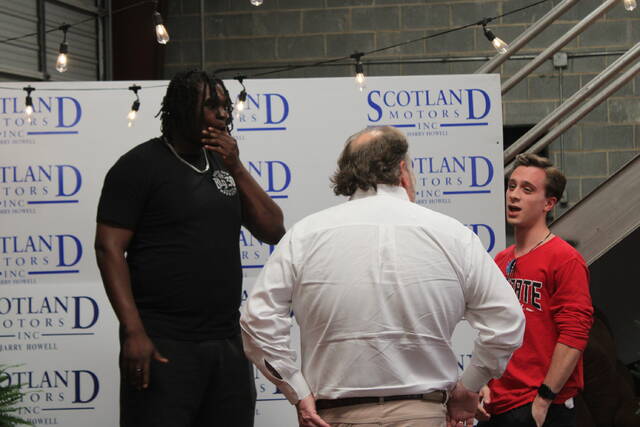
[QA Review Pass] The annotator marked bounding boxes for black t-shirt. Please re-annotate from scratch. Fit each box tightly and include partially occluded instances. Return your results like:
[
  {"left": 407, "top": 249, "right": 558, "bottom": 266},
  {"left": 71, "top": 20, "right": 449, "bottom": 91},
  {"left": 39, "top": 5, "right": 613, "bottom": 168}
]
[{"left": 97, "top": 137, "right": 242, "bottom": 341}]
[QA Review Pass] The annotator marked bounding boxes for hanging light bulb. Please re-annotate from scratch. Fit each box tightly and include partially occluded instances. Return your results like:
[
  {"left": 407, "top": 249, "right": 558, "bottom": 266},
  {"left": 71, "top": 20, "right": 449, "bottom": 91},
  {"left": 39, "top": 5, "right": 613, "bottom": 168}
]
[
  {"left": 56, "top": 25, "right": 70, "bottom": 73},
  {"left": 236, "top": 90, "right": 247, "bottom": 111},
  {"left": 127, "top": 101, "right": 140, "bottom": 128},
  {"left": 351, "top": 53, "right": 366, "bottom": 92},
  {"left": 355, "top": 63, "right": 366, "bottom": 92},
  {"left": 56, "top": 43, "right": 68, "bottom": 72},
  {"left": 624, "top": 0, "right": 636, "bottom": 11},
  {"left": 250, "top": 0, "right": 264, "bottom": 6},
  {"left": 23, "top": 86, "right": 35, "bottom": 123},
  {"left": 127, "top": 85, "right": 141, "bottom": 128},
  {"left": 234, "top": 76, "right": 248, "bottom": 119},
  {"left": 153, "top": 11, "right": 170, "bottom": 44},
  {"left": 480, "top": 18, "right": 509, "bottom": 54},
  {"left": 482, "top": 23, "right": 508, "bottom": 54}
]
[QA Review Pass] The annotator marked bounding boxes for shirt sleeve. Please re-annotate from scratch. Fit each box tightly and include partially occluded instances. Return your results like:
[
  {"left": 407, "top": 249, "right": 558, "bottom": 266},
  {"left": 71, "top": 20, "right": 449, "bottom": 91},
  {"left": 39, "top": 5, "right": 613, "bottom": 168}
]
[
  {"left": 458, "top": 231, "right": 526, "bottom": 392},
  {"left": 96, "top": 151, "right": 149, "bottom": 230},
  {"left": 240, "top": 228, "right": 311, "bottom": 405},
  {"left": 550, "top": 256, "right": 593, "bottom": 351}
]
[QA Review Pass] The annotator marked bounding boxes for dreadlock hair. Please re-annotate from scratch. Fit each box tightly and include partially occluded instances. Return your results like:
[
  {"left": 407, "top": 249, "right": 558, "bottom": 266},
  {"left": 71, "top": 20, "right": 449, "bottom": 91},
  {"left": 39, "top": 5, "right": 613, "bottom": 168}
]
[{"left": 159, "top": 70, "right": 234, "bottom": 141}]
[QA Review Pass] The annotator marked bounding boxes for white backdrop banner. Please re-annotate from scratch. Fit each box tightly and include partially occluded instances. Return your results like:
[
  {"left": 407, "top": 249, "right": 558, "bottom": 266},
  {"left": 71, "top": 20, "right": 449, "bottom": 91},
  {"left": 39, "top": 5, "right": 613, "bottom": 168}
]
[{"left": 0, "top": 74, "right": 504, "bottom": 427}]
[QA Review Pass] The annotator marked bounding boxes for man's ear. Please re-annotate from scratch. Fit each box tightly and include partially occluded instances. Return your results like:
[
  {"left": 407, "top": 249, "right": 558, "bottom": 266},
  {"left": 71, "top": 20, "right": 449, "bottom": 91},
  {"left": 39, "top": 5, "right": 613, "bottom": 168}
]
[
  {"left": 399, "top": 160, "right": 417, "bottom": 202},
  {"left": 399, "top": 160, "right": 410, "bottom": 188},
  {"left": 544, "top": 196, "right": 558, "bottom": 212}
]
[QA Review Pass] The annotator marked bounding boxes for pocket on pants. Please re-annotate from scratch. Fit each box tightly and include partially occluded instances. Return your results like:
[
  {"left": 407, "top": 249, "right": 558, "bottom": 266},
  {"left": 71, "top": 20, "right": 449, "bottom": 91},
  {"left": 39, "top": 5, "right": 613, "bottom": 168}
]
[{"left": 509, "top": 403, "right": 537, "bottom": 427}]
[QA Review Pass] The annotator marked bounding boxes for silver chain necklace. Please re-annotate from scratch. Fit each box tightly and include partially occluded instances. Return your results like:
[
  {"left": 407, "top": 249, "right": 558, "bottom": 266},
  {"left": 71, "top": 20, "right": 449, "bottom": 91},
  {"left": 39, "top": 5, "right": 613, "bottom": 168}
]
[{"left": 164, "top": 139, "right": 210, "bottom": 174}]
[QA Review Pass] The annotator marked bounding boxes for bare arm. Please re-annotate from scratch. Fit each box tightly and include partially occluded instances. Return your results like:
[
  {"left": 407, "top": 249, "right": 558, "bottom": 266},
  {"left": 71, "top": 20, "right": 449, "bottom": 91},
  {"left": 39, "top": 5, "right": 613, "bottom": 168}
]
[
  {"left": 94, "top": 223, "right": 167, "bottom": 389},
  {"left": 531, "top": 256, "right": 592, "bottom": 425},
  {"left": 542, "top": 342, "right": 583, "bottom": 392},
  {"left": 231, "top": 163, "right": 285, "bottom": 245},
  {"left": 202, "top": 127, "right": 285, "bottom": 244},
  {"left": 531, "top": 342, "right": 582, "bottom": 425},
  {"left": 95, "top": 223, "right": 141, "bottom": 334}
]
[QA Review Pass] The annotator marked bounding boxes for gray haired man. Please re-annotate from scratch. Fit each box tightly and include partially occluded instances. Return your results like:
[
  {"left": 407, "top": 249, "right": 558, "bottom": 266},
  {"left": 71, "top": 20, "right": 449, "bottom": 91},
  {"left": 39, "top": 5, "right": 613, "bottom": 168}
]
[{"left": 241, "top": 126, "right": 524, "bottom": 427}]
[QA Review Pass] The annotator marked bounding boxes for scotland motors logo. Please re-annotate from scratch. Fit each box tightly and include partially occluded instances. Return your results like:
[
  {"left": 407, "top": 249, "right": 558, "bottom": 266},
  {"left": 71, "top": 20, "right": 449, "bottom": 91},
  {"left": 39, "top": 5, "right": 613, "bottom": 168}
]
[
  {"left": 2, "top": 367, "right": 100, "bottom": 424},
  {"left": 467, "top": 223, "right": 496, "bottom": 253},
  {"left": 240, "top": 229, "right": 275, "bottom": 275},
  {"left": 241, "top": 160, "right": 290, "bottom": 274},
  {"left": 367, "top": 88, "right": 491, "bottom": 136},
  {"left": 0, "top": 164, "right": 82, "bottom": 215},
  {"left": 246, "top": 160, "right": 291, "bottom": 200},
  {"left": 234, "top": 92, "right": 289, "bottom": 133},
  {"left": 0, "top": 95, "right": 82, "bottom": 145},
  {"left": 0, "top": 234, "right": 83, "bottom": 284},
  {"left": 0, "top": 295, "right": 99, "bottom": 349},
  {"left": 412, "top": 155, "right": 494, "bottom": 205}
]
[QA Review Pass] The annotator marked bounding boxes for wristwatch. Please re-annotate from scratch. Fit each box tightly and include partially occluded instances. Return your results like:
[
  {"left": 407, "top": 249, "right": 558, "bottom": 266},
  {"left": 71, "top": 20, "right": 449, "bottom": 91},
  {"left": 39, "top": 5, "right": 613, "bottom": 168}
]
[{"left": 537, "top": 383, "right": 557, "bottom": 400}]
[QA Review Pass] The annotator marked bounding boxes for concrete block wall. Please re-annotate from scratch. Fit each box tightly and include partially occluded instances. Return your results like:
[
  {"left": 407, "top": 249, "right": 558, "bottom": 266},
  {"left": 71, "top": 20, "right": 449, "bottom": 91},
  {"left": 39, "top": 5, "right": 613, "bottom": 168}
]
[{"left": 164, "top": 0, "right": 639, "bottom": 209}]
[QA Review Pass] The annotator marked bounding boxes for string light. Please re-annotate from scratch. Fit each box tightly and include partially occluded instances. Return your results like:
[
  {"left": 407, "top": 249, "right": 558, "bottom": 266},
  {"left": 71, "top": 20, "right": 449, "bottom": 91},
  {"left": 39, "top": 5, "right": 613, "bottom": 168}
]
[
  {"left": 1, "top": 0, "right": 553, "bottom": 80},
  {"left": 153, "top": 2, "right": 170, "bottom": 45},
  {"left": 0, "top": 0, "right": 558, "bottom": 91},
  {"left": 624, "top": 0, "right": 636, "bottom": 11},
  {"left": 482, "top": 20, "right": 509, "bottom": 54},
  {"left": 234, "top": 76, "right": 248, "bottom": 119},
  {"left": 23, "top": 86, "right": 35, "bottom": 123},
  {"left": 127, "top": 85, "right": 141, "bottom": 128},
  {"left": 236, "top": 90, "right": 247, "bottom": 112},
  {"left": 351, "top": 53, "right": 366, "bottom": 92},
  {"left": 56, "top": 24, "right": 70, "bottom": 73}
]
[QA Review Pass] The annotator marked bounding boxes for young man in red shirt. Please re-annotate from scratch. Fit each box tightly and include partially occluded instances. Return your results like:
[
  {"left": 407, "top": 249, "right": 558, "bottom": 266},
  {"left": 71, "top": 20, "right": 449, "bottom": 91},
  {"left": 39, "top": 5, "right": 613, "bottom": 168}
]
[{"left": 477, "top": 153, "right": 593, "bottom": 426}]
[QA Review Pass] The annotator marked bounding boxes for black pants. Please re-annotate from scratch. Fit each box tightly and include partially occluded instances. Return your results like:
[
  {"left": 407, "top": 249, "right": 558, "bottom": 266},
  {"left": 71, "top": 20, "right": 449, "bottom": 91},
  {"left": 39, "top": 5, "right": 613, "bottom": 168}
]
[
  {"left": 477, "top": 401, "right": 575, "bottom": 427},
  {"left": 120, "top": 335, "right": 256, "bottom": 427}
]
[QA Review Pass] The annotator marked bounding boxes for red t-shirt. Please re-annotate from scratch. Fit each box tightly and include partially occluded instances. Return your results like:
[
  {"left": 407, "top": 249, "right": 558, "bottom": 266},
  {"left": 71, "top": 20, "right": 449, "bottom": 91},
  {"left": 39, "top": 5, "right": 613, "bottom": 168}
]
[{"left": 486, "top": 236, "right": 593, "bottom": 415}]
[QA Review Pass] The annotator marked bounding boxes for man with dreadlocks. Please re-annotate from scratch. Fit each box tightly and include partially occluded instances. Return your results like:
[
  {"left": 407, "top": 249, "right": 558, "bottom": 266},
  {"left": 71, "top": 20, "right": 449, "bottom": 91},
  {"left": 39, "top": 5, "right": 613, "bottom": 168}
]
[{"left": 95, "top": 70, "right": 285, "bottom": 426}]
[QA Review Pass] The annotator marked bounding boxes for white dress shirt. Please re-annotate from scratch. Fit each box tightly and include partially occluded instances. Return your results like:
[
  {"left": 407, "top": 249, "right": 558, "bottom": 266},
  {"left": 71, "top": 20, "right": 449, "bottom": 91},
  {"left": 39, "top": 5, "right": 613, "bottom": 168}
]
[{"left": 241, "top": 184, "right": 524, "bottom": 404}]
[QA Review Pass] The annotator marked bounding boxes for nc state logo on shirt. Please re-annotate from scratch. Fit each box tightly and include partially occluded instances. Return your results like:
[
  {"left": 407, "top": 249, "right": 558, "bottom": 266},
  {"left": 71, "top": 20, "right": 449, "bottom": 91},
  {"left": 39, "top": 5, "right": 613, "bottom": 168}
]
[{"left": 212, "top": 170, "right": 237, "bottom": 196}]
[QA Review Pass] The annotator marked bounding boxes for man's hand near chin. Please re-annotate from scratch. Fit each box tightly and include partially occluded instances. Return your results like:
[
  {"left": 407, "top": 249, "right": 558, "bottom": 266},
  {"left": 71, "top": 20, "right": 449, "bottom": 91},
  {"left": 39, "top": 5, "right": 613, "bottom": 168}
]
[{"left": 296, "top": 394, "right": 331, "bottom": 427}]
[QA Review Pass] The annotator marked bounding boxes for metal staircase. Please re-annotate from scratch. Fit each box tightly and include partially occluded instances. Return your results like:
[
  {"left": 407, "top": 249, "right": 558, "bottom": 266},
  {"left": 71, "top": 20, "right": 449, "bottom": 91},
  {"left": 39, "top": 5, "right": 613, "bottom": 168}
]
[
  {"left": 475, "top": 0, "right": 640, "bottom": 265},
  {"left": 550, "top": 154, "right": 640, "bottom": 266},
  {"left": 480, "top": 0, "right": 640, "bottom": 368}
]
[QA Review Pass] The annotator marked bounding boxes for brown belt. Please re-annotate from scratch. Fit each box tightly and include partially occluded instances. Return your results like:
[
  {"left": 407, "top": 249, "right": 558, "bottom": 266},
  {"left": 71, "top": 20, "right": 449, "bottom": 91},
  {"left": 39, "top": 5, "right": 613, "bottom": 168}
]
[{"left": 315, "top": 390, "right": 447, "bottom": 410}]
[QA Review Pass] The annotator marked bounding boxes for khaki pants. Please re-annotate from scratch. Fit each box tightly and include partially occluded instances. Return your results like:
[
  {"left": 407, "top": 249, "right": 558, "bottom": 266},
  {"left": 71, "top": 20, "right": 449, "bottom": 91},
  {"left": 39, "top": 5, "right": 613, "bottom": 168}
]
[{"left": 317, "top": 398, "right": 447, "bottom": 427}]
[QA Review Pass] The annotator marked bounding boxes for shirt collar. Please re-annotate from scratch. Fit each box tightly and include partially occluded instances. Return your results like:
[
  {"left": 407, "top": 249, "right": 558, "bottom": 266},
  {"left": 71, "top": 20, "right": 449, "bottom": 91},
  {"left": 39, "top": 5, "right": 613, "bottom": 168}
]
[{"left": 350, "top": 184, "right": 410, "bottom": 202}]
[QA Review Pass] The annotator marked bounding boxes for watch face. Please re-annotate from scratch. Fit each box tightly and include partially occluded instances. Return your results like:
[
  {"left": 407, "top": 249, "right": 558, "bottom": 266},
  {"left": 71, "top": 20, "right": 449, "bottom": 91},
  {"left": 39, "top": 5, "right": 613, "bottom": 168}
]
[{"left": 538, "top": 384, "right": 556, "bottom": 400}]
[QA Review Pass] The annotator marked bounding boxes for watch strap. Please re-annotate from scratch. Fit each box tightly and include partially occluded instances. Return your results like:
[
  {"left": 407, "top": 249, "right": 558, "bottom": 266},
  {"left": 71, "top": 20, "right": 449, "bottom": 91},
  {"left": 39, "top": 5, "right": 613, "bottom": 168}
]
[{"left": 537, "top": 383, "right": 557, "bottom": 400}]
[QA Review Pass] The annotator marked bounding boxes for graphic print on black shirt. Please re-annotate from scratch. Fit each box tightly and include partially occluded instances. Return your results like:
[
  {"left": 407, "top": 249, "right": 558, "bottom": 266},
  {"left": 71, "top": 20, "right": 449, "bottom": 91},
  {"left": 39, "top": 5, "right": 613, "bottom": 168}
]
[{"left": 97, "top": 138, "right": 243, "bottom": 341}]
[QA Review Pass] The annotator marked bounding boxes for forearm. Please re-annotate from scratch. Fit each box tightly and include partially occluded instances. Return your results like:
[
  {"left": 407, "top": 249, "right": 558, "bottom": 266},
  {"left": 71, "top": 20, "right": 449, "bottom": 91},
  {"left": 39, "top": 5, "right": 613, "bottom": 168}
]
[
  {"left": 231, "top": 163, "right": 285, "bottom": 244},
  {"left": 241, "top": 323, "right": 310, "bottom": 404},
  {"left": 541, "top": 342, "right": 582, "bottom": 393},
  {"left": 95, "top": 247, "right": 145, "bottom": 335},
  {"left": 530, "top": 342, "right": 582, "bottom": 424},
  {"left": 240, "top": 235, "right": 308, "bottom": 404},
  {"left": 461, "top": 291, "right": 524, "bottom": 392},
  {"left": 462, "top": 236, "right": 526, "bottom": 391}
]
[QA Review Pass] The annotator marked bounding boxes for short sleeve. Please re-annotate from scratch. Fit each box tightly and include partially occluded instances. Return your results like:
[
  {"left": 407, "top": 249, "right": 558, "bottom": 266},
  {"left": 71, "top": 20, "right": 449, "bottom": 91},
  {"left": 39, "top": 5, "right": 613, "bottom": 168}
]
[{"left": 96, "top": 150, "right": 150, "bottom": 230}]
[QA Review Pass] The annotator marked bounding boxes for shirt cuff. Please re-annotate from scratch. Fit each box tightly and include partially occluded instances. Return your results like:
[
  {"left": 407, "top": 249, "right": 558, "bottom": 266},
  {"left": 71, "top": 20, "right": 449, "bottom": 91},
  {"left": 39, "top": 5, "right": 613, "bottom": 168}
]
[
  {"left": 460, "top": 364, "right": 490, "bottom": 393},
  {"left": 283, "top": 371, "right": 312, "bottom": 405}
]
